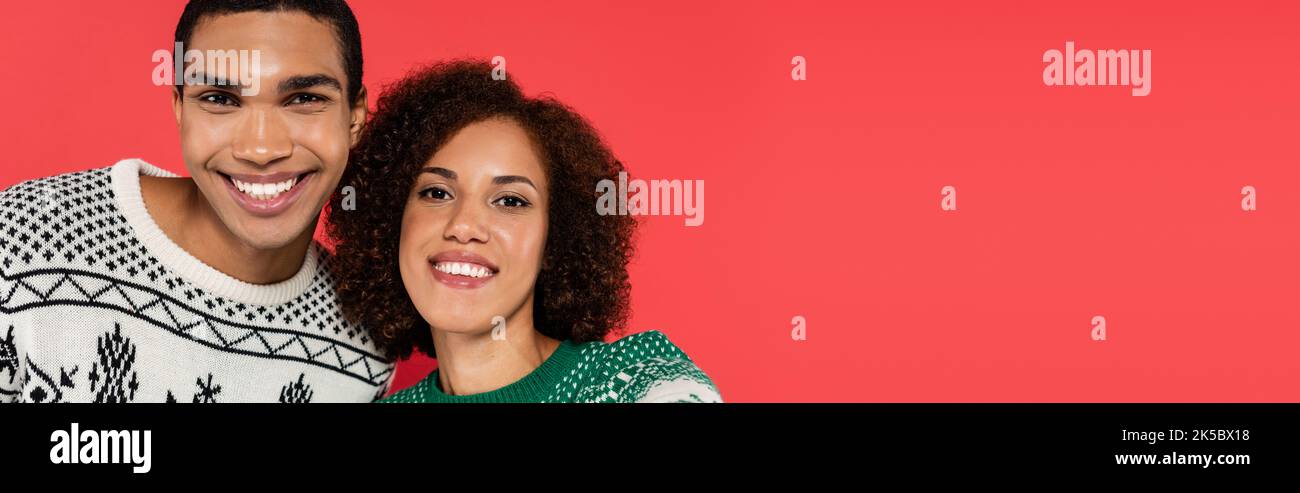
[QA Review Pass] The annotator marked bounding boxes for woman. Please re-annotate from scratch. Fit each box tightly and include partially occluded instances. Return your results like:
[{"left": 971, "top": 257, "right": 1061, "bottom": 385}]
[{"left": 328, "top": 60, "right": 721, "bottom": 403}]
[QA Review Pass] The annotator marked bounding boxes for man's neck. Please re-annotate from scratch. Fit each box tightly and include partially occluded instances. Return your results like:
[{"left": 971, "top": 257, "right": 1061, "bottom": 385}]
[{"left": 139, "top": 174, "right": 313, "bottom": 284}]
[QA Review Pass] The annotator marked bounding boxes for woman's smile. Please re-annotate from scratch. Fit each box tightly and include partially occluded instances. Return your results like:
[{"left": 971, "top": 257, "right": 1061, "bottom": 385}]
[{"left": 428, "top": 251, "right": 499, "bottom": 289}]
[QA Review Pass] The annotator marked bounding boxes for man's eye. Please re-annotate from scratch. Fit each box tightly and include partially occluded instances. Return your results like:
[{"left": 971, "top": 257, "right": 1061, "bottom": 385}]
[
  {"left": 494, "top": 196, "right": 530, "bottom": 208},
  {"left": 288, "top": 94, "right": 326, "bottom": 105},
  {"left": 199, "top": 93, "right": 237, "bottom": 106}
]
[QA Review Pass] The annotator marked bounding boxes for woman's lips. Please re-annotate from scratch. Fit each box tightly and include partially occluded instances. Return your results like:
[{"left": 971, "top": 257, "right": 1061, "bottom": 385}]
[
  {"left": 429, "top": 251, "right": 498, "bottom": 289},
  {"left": 220, "top": 171, "right": 315, "bottom": 217}
]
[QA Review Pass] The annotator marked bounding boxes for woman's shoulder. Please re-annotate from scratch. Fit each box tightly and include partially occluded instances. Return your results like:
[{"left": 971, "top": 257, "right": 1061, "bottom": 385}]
[{"left": 574, "top": 330, "right": 723, "bottom": 403}]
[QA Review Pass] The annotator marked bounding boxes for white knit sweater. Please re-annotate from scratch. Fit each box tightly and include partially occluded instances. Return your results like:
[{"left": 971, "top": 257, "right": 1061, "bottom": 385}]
[{"left": 0, "top": 159, "right": 394, "bottom": 402}]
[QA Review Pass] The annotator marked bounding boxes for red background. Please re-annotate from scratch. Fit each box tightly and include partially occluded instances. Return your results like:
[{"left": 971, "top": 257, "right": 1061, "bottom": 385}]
[{"left": 2, "top": 1, "right": 1298, "bottom": 401}]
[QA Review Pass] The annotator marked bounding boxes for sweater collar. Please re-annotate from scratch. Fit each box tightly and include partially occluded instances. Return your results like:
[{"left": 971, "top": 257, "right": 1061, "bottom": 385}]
[
  {"left": 109, "top": 158, "right": 320, "bottom": 306},
  {"left": 415, "top": 340, "right": 583, "bottom": 403}
]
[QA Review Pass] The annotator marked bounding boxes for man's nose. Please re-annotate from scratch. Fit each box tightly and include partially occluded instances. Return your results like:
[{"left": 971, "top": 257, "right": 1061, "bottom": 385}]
[{"left": 231, "top": 107, "right": 292, "bottom": 166}]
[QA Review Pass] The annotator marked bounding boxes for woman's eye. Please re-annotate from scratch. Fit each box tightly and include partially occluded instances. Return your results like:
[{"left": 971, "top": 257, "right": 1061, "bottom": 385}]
[
  {"left": 419, "top": 187, "right": 452, "bottom": 201},
  {"left": 494, "top": 196, "right": 530, "bottom": 208}
]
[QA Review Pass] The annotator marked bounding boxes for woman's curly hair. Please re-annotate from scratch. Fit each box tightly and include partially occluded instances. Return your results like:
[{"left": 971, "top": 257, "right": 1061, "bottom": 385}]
[{"left": 327, "top": 59, "right": 637, "bottom": 361}]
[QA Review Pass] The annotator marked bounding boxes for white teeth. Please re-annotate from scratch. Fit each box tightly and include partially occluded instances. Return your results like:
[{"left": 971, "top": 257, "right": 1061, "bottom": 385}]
[
  {"left": 231, "top": 176, "right": 298, "bottom": 201},
  {"left": 434, "top": 261, "right": 494, "bottom": 278}
]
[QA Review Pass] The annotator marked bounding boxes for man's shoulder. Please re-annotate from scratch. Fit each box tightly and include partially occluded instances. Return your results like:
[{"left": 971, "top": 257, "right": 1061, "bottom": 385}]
[
  {"left": 0, "top": 165, "right": 115, "bottom": 216},
  {"left": 0, "top": 162, "right": 126, "bottom": 275}
]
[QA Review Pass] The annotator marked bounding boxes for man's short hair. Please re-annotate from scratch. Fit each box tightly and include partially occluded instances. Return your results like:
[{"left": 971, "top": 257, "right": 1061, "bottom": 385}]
[{"left": 174, "top": 0, "right": 364, "bottom": 104}]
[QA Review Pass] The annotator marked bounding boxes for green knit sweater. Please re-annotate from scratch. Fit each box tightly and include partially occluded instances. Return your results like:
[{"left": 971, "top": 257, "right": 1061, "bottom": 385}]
[{"left": 380, "top": 330, "right": 722, "bottom": 403}]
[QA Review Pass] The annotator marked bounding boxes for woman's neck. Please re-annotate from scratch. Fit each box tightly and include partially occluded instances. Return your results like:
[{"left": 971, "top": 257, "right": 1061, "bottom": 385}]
[{"left": 430, "top": 311, "right": 561, "bottom": 396}]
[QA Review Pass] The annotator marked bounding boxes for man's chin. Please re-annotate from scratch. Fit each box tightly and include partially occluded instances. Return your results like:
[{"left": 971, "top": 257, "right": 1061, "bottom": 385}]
[{"left": 227, "top": 216, "right": 316, "bottom": 253}]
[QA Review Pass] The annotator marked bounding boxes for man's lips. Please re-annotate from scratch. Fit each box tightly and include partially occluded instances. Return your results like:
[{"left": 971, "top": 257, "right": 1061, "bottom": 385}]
[
  {"left": 218, "top": 170, "right": 316, "bottom": 217},
  {"left": 222, "top": 170, "right": 308, "bottom": 183},
  {"left": 429, "top": 251, "right": 498, "bottom": 289}
]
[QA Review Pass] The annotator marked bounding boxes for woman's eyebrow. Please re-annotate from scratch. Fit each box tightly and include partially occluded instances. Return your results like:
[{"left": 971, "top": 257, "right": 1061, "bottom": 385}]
[
  {"left": 493, "top": 175, "right": 536, "bottom": 189},
  {"left": 420, "top": 166, "right": 456, "bottom": 179}
]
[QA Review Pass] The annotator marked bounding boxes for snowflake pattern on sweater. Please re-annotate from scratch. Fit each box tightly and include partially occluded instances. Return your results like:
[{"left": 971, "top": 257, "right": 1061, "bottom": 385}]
[
  {"left": 382, "top": 330, "right": 722, "bottom": 403},
  {"left": 0, "top": 159, "right": 394, "bottom": 402}
]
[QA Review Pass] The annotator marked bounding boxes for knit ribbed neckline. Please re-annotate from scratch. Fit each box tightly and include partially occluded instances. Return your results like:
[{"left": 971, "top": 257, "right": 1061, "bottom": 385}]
[
  {"left": 416, "top": 340, "right": 583, "bottom": 403},
  {"left": 110, "top": 158, "right": 320, "bottom": 306}
]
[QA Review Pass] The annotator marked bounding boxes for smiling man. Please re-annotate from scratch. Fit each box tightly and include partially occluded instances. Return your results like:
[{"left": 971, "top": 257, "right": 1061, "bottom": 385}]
[{"left": 0, "top": 0, "right": 393, "bottom": 402}]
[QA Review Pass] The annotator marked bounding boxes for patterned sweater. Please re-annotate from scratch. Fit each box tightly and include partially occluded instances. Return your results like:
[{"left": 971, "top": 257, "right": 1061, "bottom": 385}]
[
  {"left": 0, "top": 159, "right": 394, "bottom": 403},
  {"left": 382, "top": 330, "right": 722, "bottom": 403}
]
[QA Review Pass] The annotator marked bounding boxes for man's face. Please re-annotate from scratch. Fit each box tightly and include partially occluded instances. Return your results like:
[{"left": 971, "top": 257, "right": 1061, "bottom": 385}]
[{"left": 173, "top": 11, "right": 364, "bottom": 251}]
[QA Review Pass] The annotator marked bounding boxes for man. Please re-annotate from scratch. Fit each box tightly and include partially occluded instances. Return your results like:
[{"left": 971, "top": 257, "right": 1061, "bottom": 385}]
[{"left": 0, "top": 0, "right": 393, "bottom": 402}]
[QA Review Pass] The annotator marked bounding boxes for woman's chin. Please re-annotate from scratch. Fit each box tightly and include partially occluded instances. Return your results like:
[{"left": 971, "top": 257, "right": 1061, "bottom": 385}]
[{"left": 425, "top": 316, "right": 504, "bottom": 338}]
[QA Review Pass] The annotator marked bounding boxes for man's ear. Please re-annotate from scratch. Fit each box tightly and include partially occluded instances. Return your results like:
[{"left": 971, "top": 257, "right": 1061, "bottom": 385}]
[
  {"left": 349, "top": 86, "right": 368, "bottom": 147},
  {"left": 171, "top": 86, "right": 183, "bottom": 128}
]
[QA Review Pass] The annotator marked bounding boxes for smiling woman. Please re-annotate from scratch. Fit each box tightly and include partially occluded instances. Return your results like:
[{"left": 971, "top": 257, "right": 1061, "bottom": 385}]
[{"left": 327, "top": 60, "right": 722, "bottom": 403}]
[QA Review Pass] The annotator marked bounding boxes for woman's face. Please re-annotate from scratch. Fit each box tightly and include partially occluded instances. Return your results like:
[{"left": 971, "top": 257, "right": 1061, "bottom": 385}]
[{"left": 398, "top": 118, "right": 549, "bottom": 336}]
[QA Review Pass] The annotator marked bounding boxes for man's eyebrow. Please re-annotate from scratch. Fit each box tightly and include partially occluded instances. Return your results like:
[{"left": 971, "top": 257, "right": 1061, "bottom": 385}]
[
  {"left": 278, "top": 74, "right": 342, "bottom": 93},
  {"left": 421, "top": 167, "right": 456, "bottom": 180},
  {"left": 184, "top": 73, "right": 244, "bottom": 92},
  {"left": 493, "top": 175, "right": 536, "bottom": 190}
]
